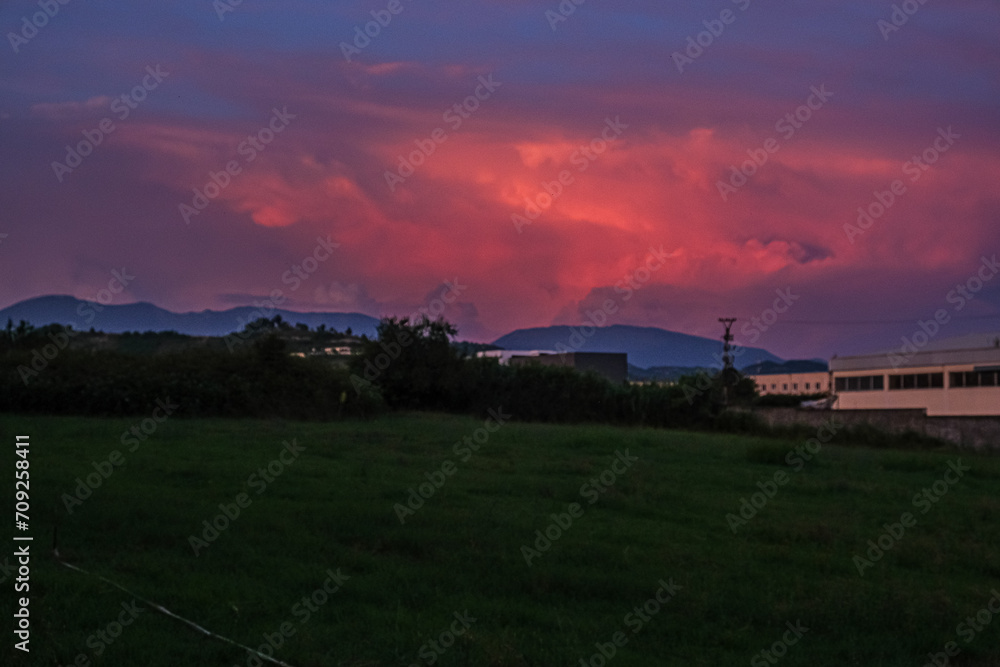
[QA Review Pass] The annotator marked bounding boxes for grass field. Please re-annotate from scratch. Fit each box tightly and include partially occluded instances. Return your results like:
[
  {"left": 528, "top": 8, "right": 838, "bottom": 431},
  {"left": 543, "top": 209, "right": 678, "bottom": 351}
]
[{"left": 2, "top": 411, "right": 1000, "bottom": 666}]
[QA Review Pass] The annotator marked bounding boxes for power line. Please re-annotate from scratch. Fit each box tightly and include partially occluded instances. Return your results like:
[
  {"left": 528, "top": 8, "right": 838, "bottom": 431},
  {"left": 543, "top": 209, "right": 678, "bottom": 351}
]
[{"left": 733, "top": 314, "right": 1000, "bottom": 326}]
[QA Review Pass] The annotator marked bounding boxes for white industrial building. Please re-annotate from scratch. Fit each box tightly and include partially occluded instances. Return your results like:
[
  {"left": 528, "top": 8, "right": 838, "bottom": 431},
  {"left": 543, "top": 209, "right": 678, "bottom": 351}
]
[
  {"left": 748, "top": 371, "right": 830, "bottom": 396},
  {"left": 830, "top": 338, "right": 1000, "bottom": 416}
]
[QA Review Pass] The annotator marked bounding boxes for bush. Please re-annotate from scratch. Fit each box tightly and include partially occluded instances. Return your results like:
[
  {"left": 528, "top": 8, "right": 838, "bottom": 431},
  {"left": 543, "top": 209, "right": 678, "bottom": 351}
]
[
  {"left": 0, "top": 335, "right": 384, "bottom": 420},
  {"left": 349, "top": 317, "right": 465, "bottom": 411},
  {"left": 5, "top": 317, "right": 949, "bottom": 450}
]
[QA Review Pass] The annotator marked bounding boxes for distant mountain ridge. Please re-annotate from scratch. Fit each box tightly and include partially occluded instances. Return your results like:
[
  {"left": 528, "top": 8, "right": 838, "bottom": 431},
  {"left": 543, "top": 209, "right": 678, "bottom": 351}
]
[
  {"left": 0, "top": 295, "right": 380, "bottom": 338},
  {"left": 492, "top": 324, "right": 783, "bottom": 370},
  {"left": 4, "top": 297, "right": 790, "bottom": 370}
]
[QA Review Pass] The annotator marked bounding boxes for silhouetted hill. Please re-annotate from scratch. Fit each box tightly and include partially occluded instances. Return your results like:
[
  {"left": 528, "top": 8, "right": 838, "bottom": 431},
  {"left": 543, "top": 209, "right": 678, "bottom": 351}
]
[
  {"left": 493, "top": 324, "right": 783, "bottom": 370},
  {"left": 0, "top": 295, "right": 379, "bottom": 337}
]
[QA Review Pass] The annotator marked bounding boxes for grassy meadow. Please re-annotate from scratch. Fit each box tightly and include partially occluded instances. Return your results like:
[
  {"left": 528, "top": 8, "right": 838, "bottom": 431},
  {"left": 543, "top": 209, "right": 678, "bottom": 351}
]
[{"left": 2, "top": 411, "right": 1000, "bottom": 666}]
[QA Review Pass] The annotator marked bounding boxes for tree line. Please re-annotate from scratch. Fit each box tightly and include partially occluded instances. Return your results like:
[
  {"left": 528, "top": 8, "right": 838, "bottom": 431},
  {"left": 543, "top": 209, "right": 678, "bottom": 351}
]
[{"left": 0, "top": 316, "right": 754, "bottom": 429}]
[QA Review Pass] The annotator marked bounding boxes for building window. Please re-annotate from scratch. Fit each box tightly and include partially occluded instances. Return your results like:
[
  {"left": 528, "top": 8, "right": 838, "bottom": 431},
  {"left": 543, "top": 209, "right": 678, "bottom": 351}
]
[
  {"left": 805, "top": 383, "right": 811, "bottom": 390},
  {"left": 771, "top": 384, "right": 776, "bottom": 390},
  {"left": 950, "top": 370, "right": 1000, "bottom": 388},
  {"left": 888, "top": 373, "right": 944, "bottom": 390},
  {"left": 783, "top": 384, "right": 788, "bottom": 391},
  {"left": 835, "top": 375, "right": 885, "bottom": 392}
]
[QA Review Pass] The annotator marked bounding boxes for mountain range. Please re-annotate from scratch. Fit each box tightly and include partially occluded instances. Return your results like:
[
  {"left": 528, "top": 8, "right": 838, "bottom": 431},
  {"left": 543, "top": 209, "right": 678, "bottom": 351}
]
[
  {"left": 492, "top": 324, "right": 782, "bottom": 369},
  {"left": 2, "top": 296, "right": 787, "bottom": 369},
  {"left": 0, "top": 295, "right": 381, "bottom": 339}
]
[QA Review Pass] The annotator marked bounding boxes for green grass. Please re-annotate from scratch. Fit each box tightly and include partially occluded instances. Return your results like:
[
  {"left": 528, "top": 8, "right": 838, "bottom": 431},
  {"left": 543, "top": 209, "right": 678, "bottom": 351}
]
[{"left": 2, "top": 412, "right": 1000, "bottom": 666}]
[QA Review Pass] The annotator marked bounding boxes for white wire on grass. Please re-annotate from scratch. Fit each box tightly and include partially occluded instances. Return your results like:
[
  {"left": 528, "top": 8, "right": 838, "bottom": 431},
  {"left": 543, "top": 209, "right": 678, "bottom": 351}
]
[{"left": 52, "top": 532, "right": 297, "bottom": 667}]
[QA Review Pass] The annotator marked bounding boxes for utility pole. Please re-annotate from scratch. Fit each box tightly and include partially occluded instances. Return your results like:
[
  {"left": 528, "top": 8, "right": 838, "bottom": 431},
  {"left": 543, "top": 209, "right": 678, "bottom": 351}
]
[{"left": 719, "top": 318, "right": 737, "bottom": 406}]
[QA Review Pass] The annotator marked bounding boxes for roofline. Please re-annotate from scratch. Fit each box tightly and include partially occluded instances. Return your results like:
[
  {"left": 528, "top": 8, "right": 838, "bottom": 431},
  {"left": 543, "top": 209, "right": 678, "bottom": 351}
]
[{"left": 831, "top": 345, "right": 1000, "bottom": 372}]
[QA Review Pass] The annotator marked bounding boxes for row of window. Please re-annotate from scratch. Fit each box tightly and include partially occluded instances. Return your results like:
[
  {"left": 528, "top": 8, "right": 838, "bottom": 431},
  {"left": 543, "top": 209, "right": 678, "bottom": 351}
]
[
  {"left": 835, "top": 370, "right": 1000, "bottom": 392},
  {"left": 759, "top": 381, "right": 826, "bottom": 392},
  {"left": 888, "top": 373, "right": 944, "bottom": 390},
  {"left": 835, "top": 375, "right": 884, "bottom": 392},
  {"left": 951, "top": 370, "right": 999, "bottom": 387}
]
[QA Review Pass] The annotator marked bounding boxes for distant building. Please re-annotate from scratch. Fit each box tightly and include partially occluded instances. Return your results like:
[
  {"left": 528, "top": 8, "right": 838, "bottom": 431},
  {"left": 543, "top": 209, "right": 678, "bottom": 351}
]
[
  {"left": 478, "top": 350, "right": 558, "bottom": 363},
  {"left": 478, "top": 350, "right": 628, "bottom": 384},
  {"left": 747, "top": 371, "right": 831, "bottom": 396},
  {"left": 290, "top": 343, "right": 356, "bottom": 358},
  {"left": 830, "top": 342, "right": 1000, "bottom": 416},
  {"left": 742, "top": 360, "right": 830, "bottom": 395}
]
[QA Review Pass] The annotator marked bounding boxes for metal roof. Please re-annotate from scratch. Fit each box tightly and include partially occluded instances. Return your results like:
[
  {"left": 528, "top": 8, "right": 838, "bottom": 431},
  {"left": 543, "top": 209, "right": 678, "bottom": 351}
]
[{"left": 830, "top": 345, "right": 1000, "bottom": 372}]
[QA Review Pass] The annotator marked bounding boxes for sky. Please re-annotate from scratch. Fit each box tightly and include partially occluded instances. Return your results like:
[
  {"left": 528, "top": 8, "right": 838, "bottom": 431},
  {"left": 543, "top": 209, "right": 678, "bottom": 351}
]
[{"left": 1, "top": 0, "right": 998, "bottom": 359}]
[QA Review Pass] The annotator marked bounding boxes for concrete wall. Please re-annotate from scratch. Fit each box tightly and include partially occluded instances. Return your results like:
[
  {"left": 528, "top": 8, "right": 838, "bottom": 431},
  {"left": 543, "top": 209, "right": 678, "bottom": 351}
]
[{"left": 748, "top": 406, "right": 1000, "bottom": 451}]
